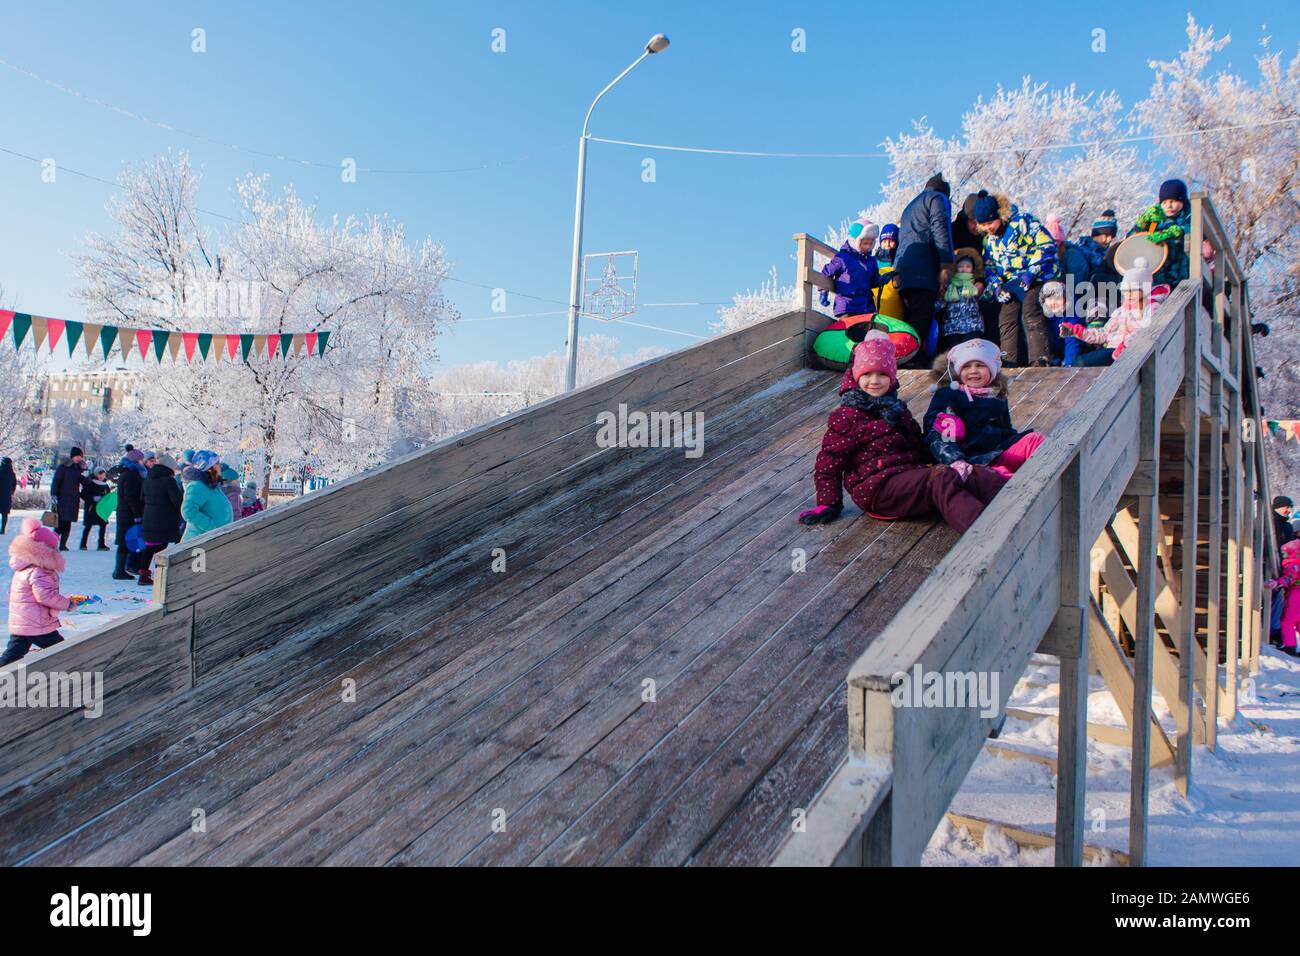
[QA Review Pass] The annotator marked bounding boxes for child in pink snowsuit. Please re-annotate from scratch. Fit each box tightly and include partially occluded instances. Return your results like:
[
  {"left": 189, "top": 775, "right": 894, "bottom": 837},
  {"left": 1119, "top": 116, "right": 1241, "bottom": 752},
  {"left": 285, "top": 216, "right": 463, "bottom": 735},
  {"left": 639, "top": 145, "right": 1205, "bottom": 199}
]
[
  {"left": 4, "top": 518, "right": 84, "bottom": 665},
  {"left": 1265, "top": 539, "right": 1300, "bottom": 656}
]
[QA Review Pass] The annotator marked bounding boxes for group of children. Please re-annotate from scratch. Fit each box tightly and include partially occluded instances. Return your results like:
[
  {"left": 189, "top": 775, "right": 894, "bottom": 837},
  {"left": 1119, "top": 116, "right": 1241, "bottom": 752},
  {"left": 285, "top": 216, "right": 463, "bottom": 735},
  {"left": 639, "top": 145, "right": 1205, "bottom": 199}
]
[
  {"left": 816, "top": 178, "right": 1193, "bottom": 375},
  {"left": 800, "top": 333, "right": 1044, "bottom": 534}
]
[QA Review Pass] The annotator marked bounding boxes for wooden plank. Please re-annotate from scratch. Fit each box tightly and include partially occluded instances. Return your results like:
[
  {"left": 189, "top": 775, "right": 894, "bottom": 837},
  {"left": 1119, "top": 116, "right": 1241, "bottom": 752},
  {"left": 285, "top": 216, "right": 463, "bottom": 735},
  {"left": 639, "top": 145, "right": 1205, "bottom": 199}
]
[
  {"left": 1055, "top": 454, "right": 1089, "bottom": 866},
  {"left": 1177, "top": 302, "right": 1202, "bottom": 793},
  {"left": 944, "top": 812, "right": 1129, "bottom": 866},
  {"left": 1129, "top": 356, "right": 1159, "bottom": 868},
  {"left": 1001, "top": 707, "right": 1172, "bottom": 765},
  {"left": 1204, "top": 363, "right": 1224, "bottom": 750},
  {"left": 771, "top": 759, "right": 891, "bottom": 867},
  {"left": 0, "top": 607, "right": 191, "bottom": 794},
  {"left": 1084, "top": 597, "right": 1176, "bottom": 766}
]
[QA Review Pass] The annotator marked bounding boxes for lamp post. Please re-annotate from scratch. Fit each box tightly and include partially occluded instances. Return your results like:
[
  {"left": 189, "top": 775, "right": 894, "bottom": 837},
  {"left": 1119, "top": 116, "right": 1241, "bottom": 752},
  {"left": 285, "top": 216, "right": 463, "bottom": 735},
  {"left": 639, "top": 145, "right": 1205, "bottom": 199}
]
[{"left": 563, "top": 33, "right": 669, "bottom": 393}]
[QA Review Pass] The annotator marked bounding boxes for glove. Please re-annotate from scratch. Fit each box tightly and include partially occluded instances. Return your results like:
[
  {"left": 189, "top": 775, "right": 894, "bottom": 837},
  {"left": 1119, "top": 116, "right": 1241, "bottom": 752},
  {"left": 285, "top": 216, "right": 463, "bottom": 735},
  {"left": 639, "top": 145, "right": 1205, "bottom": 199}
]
[
  {"left": 819, "top": 289, "right": 831, "bottom": 308},
  {"left": 1017, "top": 271, "right": 1035, "bottom": 290},
  {"left": 996, "top": 287, "right": 1013, "bottom": 304},
  {"left": 949, "top": 460, "right": 973, "bottom": 482},
  {"left": 1058, "top": 323, "right": 1085, "bottom": 338},
  {"left": 1113, "top": 342, "right": 1126, "bottom": 359},
  {"left": 799, "top": 504, "right": 842, "bottom": 526},
  {"left": 933, "top": 412, "right": 965, "bottom": 442}
]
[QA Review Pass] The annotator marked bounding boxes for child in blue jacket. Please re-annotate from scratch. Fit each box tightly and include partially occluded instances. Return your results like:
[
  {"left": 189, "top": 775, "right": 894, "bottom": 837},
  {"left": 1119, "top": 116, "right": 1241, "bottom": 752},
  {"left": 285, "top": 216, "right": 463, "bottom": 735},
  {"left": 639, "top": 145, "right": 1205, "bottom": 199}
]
[
  {"left": 820, "top": 218, "right": 897, "bottom": 343},
  {"left": 1129, "top": 179, "right": 1191, "bottom": 287}
]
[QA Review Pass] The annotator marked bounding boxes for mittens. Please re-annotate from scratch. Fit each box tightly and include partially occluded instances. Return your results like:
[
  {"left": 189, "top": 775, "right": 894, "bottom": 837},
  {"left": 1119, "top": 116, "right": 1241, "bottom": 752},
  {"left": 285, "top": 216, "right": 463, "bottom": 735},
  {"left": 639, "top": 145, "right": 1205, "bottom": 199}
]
[
  {"left": 1058, "top": 323, "right": 1085, "bottom": 338},
  {"left": 949, "top": 460, "right": 973, "bottom": 482},
  {"left": 819, "top": 290, "right": 831, "bottom": 308},
  {"left": 799, "top": 504, "right": 842, "bottom": 526},
  {"left": 933, "top": 412, "right": 965, "bottom": 442}
]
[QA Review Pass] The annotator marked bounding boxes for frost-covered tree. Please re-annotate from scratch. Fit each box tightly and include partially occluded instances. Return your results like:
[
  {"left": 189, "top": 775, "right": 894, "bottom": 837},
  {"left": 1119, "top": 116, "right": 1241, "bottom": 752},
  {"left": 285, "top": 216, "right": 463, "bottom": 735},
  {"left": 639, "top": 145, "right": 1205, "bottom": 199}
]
[
  {"left": 0, "top": 286, "right": 39, "bottom": 456},
  {"left": 1133, "top": 14, "right": 1300, "bottom": 491},
  {"left": 76, "top": 152, "right": 456, "bottom": 490},
  {"left": 712, "top": 266, "right": 799, "bottom": 335}
]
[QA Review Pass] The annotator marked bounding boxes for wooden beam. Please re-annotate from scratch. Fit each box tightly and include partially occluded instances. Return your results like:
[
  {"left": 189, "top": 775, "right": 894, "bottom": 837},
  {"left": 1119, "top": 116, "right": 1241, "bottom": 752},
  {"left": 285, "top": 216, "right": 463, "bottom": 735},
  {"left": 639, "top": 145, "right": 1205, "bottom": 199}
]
[
  {"left": 1223, "top": 378, "right": 1243, "bottom": 722},
  {"left": 1204, "top": 362, "right": 1224, "bottom": 751},
  {"left": 1177, "top": 296, "right": 1201, "bottom": 794},
  {"left": 944, "top": 812, "right": 1129, "bottom": 866},
  {"left": 1055, "top": 455, "right": 1089, "bottom": 866},
  {"left": 1130, "top": 356, "right": 1159, "bottom": 867}
]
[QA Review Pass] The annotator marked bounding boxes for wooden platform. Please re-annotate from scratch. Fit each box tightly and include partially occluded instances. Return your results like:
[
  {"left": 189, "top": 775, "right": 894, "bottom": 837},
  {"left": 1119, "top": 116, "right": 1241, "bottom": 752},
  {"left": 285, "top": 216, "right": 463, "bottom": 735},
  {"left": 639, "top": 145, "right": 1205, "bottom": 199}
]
[{"left": 0, "top": 365, "right": 1099, "bottom": 866}]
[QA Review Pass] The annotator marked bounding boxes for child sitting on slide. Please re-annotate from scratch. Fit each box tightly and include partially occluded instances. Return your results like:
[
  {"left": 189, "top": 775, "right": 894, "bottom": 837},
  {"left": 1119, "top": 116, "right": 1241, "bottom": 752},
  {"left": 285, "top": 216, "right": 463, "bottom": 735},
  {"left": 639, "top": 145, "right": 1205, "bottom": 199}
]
[
  {"left": 1059, "top": 257, "right": 1169, "bottom": 366},
  {"left": 923, "top": 338, "right": 1046, "bottom": 480},
  {"left": 799, "top": 332, "right": 1007, "bottom": 534}
]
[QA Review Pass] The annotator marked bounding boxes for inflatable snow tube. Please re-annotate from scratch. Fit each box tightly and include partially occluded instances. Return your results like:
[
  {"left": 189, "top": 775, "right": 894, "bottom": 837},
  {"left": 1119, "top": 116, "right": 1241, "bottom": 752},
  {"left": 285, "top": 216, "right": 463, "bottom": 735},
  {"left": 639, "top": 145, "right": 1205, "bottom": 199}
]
[
  {"left": 871, "top": 314, "right": 921, "bottom": 364},
  {"left": 811, "top": 320, "right": 854, "bottom": 371}
]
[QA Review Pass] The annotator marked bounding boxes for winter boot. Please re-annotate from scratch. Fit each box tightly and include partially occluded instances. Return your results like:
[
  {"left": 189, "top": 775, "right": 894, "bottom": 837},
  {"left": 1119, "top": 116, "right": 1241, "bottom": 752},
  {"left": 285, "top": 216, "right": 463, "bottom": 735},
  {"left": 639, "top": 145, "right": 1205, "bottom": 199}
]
[{"left": 112, "top": 550, "right": 133, "bottom": 581}]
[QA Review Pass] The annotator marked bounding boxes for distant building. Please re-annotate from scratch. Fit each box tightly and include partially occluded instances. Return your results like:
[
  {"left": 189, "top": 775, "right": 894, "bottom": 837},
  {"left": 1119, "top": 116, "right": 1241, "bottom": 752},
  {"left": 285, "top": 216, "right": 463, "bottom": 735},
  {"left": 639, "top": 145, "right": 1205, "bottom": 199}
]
[{"left": 34, "top": 369, "right": 143, "bottom": 416}]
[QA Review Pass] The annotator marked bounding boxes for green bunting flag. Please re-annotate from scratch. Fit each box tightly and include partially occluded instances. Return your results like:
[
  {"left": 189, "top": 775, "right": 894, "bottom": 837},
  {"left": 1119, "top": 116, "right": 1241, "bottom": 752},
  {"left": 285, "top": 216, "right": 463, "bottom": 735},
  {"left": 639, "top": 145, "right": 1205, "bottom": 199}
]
[
  {"left": 65, "top": 320, "right": 84, "bottom": 355},
  {"left": 197, "top": 332, "right": 212, "bottom": 360},
  {"left": 99, "top": 324, "right": 118, "bottom": 357},
  {"left": 151, "top": 329, "right": 169, "bottom": 361},
  {"left": 240, "top": 333, "right": 254, "bottom": 363},
  {"left": 317, "top": 330, "right": 331, "bottom": 356},
  {"left": 12, "top": 313, "right": 32, "bottom": 348},
  {"left": 280, "top": 333, "right": 294, "bottom": 358}
]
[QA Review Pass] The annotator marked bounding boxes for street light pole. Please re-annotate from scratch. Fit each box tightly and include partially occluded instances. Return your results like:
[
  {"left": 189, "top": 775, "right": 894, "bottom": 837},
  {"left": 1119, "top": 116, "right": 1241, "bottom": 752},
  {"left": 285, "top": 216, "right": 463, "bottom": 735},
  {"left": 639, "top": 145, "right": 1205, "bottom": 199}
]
[{"left": 563, "top": 33, "right": 669, "bottom": 393}]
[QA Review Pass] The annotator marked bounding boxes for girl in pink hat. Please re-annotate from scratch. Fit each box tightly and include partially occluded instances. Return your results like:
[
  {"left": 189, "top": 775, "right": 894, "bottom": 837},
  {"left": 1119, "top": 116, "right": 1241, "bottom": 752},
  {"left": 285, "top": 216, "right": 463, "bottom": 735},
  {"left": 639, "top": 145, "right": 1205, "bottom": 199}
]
[{"left": 3, "top": 518, "right": 85, "bottom": 664}]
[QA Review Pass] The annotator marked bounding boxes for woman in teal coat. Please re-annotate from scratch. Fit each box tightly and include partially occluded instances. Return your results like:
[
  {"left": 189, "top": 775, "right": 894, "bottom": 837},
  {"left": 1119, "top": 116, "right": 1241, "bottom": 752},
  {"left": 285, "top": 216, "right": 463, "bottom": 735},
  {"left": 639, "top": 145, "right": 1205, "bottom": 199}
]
[{"left": 181, "top": 450, "right": 234, "bottom": 542}]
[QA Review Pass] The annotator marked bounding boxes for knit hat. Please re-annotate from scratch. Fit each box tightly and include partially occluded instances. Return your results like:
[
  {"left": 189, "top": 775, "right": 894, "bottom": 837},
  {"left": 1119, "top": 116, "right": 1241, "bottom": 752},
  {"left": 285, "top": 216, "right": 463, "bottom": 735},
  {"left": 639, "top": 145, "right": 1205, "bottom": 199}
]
[
  {"left": 70, "top": 446, "right": 84, "bottom": 458},
  {"left": 244, "top": 481, "right": 259, "bottom": 494},
  {"left": 191, "top": 449, "right": 221, "bottom": 472},
  {"left": 1091, "top": 210, "right": 1118, "bottom": 236},
  {"left": 1040, "top": 280, "right": 1067, "bottom": 317},
  {"left": 1275, "top": 496, "right": 1294, "bottom": 510},
  {"left": 972, "top": 190, "right": 1000, "bottom": 224},
  {"left": 1044, "top": 214, "right": 1066, "bottom": 243},
  {"left": 846, "top": 218, "right": 879, "bottom": 251},
  {"left": 1283, "top": 539, "right": 1300, "bottom": 557},
  {"left": 1120, "top": 256, "right": 1153, "bottom": 293},
  {"left": 878, "top": 223, "right": 899, "bottom": 244},
  {"left": 182, "top": 449, "right": 196, "bottom": 465},
  {"left": 953, "top": 246, "right": 984, "bottom": 275},
  {"left": 21, "top": 517, "right": 59, "bottom": 550},
  {"left": 1158, "top": 179, "right": 1189, "bottom": 204},
  {"left": 219, "top": 464, "right": 239, "bottom": 482},
  {"left": 850, "top": 330, "right": 898, "bottom": 388},
  {"left": 925, "top": 173, "right": 950, "bottom": 197},
  {"left": 125, "top": 449, "right": 145, "bottom": 464},
  {"left": 947, "top": 338, "right": 1002, "bottom": 382},
  {"left": 155, "top": 453, "right": 180, "bottom": 472},
  {"left": 142, "top": 449, "right": 157, "bottom": 462}
]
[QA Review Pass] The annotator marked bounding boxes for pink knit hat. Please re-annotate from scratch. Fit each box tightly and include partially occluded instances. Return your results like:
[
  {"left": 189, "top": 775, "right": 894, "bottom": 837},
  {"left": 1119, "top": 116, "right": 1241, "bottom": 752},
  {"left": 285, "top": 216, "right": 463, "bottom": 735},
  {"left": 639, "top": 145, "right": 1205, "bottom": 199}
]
[
  {"left": 1044, "top": 214, "right": 1066, "bottom": 243},
  {"left": 1282, "top": 539, "right": 1300, "bottom": 557},
  {"left": 850, "top": 330, "right": 898, "bottom": 388},
  {"left": 21, "top": 517, "right": 59, "bottom": 550}
]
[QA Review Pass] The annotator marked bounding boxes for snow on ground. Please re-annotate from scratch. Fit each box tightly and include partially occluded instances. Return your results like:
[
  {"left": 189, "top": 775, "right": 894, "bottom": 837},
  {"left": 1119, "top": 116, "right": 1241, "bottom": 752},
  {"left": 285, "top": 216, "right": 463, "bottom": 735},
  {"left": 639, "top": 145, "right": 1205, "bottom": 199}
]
[
  {"left": 925, "top": 648, "right": 1300, "bottom": 866},
  {"left": 1, "top": 510, "right": 155, "bottom": 646}
]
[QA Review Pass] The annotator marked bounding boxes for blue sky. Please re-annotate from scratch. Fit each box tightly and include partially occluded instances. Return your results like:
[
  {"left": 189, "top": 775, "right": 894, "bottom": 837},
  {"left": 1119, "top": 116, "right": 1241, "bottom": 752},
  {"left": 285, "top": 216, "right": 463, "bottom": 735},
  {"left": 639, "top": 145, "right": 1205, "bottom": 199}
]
[{"left": 0, "top": 0, "right": 1294, "bottom": 369}]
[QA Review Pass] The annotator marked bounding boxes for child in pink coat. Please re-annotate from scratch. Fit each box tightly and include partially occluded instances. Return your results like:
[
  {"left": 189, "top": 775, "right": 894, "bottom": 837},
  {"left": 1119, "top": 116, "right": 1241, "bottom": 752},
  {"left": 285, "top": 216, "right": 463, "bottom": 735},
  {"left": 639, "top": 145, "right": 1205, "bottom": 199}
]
[
  {"left": 4, "top": 518, "right": 84, "bottom": 665},
  {"left": 1265, "top": 539, "right": 1300, "bottom": 657}
]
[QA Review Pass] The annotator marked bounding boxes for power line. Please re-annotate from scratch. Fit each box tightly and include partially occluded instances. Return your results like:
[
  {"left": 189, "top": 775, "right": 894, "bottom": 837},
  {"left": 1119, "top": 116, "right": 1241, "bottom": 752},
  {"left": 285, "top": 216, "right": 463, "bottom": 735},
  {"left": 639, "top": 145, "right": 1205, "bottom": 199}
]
[
  {"left": 589, "top": 115, "right": 1300, "bottom": 160},
  {"left": 0, "top": 56, "right": 530, "bottom": 176}
]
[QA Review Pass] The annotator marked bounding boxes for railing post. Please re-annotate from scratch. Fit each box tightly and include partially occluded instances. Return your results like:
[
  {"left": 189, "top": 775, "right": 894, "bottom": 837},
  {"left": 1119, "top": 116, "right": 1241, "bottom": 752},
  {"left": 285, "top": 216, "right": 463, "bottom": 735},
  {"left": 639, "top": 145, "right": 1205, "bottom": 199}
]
[
  {"left": 1176, "top": 296, "right": 1200, "bottom": 793},
  {"left": 1130, "top": 354, "right": 1160, "bottom": 867},
  {"left": 1204, "top": 329, "right": 1224, "bottom": 751},
  {"left": 1055, "top": 452, "right": 1089, "bottom": 866}
]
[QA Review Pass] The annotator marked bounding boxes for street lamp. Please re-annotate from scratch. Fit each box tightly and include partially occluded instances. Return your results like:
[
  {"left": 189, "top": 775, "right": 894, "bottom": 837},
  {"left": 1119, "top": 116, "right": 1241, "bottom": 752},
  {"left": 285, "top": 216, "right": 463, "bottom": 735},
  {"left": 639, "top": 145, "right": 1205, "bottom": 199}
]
[{"left": 563, "top": 33, "right": 670, "bottom": 392}]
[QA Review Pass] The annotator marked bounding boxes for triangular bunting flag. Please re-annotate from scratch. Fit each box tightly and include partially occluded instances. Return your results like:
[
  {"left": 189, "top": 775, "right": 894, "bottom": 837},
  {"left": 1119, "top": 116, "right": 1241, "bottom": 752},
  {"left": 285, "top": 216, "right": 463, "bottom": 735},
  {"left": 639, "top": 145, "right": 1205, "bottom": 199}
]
[
  {"left": 152, "top": 329, "right": 170, "bottom": 362},
  {"left": 46, "top": 318, "right": 65, "bottom": 352},
  {"left": 119, "top": 328, "right": 135, "bottom": 360},
  {"left": 100, "top": 325, "right": 119, "bottom": 359},
  {"left": 266, "top": 332, "right": 281, "bottom": 357},
  {"left": 293, "top": 334, "right": 306, "bottom": 356},
  {"left": 135, "top": 329, "right": 153, "bottom": 360},
  {"left": 227, "top": 334, "right": 240, "bottom": 361},
  {"left": 12, "top": 313, "right": 32, "bottom": 349},
  {"left": 30, "top": 317, "right": 49, "bottom": 352},
  {"left": 196, "top": 332, "right": 212, "bottom": 361},
  {"left": 252, "top": 334, "right": 268, "bottom": 360},
  {"left": 64, "top": 320, "right": 83, "bottom": 356},
  {"left": 0, "top": 310, "right": 13, "bottom": 342},
  {"left": 280, "top": 333, "right": 294, "bottom": 358},
  {"left": 317, "top": 330, "right": 331, "bottom": 355},
  {"left": 167, "top": 331, "right": 183, "bottom": 362},
  {"left": 82, "top": 323, "right": 102, "bottom": 358},
  {"left": 304, "top": 331, "right": 317, "bottom": 356},
  {"left": 240, "top": 333, "right": 255, "bottom": 363}
]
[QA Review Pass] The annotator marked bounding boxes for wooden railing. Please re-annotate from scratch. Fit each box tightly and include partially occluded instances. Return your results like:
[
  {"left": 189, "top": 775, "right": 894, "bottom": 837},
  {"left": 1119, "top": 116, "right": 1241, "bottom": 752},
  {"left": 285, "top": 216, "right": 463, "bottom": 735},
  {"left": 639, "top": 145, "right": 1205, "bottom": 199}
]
[
  {"left": 0, "top": 308, "right": 809, "bottom": 792},
  {"left": 776, "top": 193, "right": 1274, "bottom": 867}
]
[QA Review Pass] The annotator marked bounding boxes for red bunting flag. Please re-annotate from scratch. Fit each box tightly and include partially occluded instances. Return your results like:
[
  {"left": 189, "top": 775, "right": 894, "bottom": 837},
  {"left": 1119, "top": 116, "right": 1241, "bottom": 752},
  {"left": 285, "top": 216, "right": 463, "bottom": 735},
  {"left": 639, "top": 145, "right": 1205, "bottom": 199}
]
[
  {"left": 0, "top": 310, "right": 12, "bottom": 341},
  {"left": 46, "top": 317, "right": 66, "bottom": 352},
  {"left": 182, "top": 331, "right": 199, "bottom": 362},
  {"left": 266, "top": 333, "right": 281, "bottom": 357},
  {"left": 135, "top": 328, "right": 152, "bottom": 359}
]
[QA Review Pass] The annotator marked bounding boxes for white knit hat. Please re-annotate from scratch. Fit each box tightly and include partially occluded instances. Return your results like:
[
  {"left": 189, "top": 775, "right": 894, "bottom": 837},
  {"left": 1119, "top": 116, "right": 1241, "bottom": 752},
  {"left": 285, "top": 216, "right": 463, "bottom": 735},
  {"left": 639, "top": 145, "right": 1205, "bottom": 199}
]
[
  {"left": 947, "top": 338, "right": 1003, "bottom": 382},
  {"left": 1120, "top": 256, "right": 1153, "bottom": 292},
  {"left": 846, "top": 218, "right": 879, "bottom": 251}
]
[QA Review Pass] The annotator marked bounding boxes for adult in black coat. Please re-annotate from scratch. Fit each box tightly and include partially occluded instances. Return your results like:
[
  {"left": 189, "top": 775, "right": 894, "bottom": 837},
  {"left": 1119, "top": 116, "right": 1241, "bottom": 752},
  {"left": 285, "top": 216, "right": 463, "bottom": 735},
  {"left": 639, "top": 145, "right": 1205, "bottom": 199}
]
[
  {"left": 138, "top": 457, "right": 183, "bottom": 586},
  {"left": 79, "top": 470, "right": 112, "bottom": 550},
  {"left": 112, "top": 451, "right": 148, "bottom": 579},
  {"left": 894, "top": 174, "right": 956, "bottom": 362},
  {"left": 0, "top": 457, "right": 16, "bottom": 534},
  {"left": 49, "top": 446, "right": 87, "bottom": 551}
]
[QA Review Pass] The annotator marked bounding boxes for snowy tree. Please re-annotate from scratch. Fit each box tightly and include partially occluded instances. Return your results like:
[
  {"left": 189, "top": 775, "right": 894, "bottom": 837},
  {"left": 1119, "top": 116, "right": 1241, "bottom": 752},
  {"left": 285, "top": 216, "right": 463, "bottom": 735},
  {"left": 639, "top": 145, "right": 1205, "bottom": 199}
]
[
  {"left": 866, "top": 78, "right": 1152, "bottom": 237},
  {"left": 712, "top": 266, "right": 799, "bottom": 335},
  {"left": 1133, "top": 14, "right": 1300, "bottom": 491},
  {"left": 76, "top": 153, "right": 457, "bottom": 491},
  {"left": 0, "top": 286, "right": 39, "bottom": 456}
]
